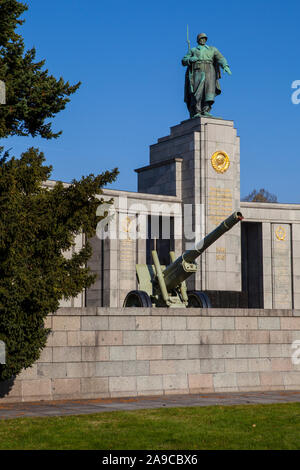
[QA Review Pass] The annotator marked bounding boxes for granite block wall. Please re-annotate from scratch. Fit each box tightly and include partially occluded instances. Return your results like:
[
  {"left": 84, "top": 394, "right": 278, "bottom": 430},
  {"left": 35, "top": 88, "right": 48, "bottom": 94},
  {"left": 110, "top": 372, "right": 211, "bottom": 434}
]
[{"left": 1, "top": 307, "right": 300, "bottom": 403}]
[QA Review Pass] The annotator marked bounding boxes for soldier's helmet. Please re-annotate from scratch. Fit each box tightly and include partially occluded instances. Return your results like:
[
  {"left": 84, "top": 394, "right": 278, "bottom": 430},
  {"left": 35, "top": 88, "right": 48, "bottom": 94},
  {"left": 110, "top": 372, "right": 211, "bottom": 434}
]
[{"left": 197, "top": 33, "right": 208, "bottom": 42}]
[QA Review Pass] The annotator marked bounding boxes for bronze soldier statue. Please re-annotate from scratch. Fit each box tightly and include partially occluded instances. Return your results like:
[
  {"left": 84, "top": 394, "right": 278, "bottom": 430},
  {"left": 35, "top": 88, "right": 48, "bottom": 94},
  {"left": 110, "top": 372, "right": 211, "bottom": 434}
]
[{"left": 182, "top": 33, "right": 231, "bottom": 118}]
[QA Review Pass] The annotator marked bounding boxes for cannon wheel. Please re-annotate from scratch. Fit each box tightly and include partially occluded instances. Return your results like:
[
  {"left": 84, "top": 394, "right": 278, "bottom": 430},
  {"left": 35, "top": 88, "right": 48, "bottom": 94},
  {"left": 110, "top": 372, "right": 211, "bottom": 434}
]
[
  {"left": 187, "top": 291, "right": 212, "bottom": 308},
  {"left": 123, "top": 290, "right": 152, "bottom": 308}
]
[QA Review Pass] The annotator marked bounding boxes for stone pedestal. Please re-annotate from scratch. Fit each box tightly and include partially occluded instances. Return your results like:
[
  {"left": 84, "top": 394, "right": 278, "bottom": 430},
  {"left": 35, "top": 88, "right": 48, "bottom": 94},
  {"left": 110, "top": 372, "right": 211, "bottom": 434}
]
[{"left": 137, "top": 117, "right": 241, "bottom": 292}]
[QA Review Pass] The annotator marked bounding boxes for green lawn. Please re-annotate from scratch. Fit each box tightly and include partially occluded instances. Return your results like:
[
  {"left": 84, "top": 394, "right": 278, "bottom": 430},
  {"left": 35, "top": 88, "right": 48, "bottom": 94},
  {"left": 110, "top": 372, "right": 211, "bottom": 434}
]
[{"left": 0, "top": 403, "right": 300, "bottom": 450}]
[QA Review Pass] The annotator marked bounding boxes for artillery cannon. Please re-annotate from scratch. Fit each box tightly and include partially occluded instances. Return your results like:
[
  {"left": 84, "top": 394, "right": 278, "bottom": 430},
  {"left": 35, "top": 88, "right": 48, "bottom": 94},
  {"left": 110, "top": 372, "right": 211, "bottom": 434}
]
[{"left": 123, "top": 211, "right": 243, "bottom": 308}]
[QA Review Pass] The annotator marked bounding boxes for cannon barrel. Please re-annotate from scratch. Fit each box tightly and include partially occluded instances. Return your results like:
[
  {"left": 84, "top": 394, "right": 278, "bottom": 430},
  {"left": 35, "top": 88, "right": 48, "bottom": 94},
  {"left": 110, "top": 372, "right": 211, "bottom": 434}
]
[{"left": 162, "top": 211, "right": 243, "bottom": 290}]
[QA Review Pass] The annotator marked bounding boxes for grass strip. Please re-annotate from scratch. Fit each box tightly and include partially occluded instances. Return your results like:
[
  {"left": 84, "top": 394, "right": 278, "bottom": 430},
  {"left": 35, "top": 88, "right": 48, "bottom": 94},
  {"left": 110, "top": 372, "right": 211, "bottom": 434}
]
[{"left": 0, "top": 403, "right": 299, "bottom": 450}]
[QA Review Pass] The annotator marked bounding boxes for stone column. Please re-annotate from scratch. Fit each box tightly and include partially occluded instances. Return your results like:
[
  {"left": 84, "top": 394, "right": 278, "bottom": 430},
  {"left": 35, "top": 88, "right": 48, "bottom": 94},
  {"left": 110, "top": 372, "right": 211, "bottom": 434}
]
[
  {"left": 271, "top": 223, "right": 293, "bottom": 309},
  {"left": 118, "top": 212, "right": 137, "bottom": 307},
  {"left": 136, "top": 117, "right": 241, "bottom": 292},
  {"left": 292, "top": 224, "right": 300, "bottom": 309},
  {"left": 262, "top": 222, "right": 273, "bottom": 309}
]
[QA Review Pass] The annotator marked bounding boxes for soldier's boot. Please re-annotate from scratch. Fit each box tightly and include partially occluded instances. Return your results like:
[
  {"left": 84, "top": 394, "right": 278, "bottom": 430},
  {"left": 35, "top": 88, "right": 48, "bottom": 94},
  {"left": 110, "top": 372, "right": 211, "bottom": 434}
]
[
  {"left": 192, "top": 102, "right": 202, "bottom": 118},
  {"left": 202, "top": 103, "right": 213, "bottom": 117}
]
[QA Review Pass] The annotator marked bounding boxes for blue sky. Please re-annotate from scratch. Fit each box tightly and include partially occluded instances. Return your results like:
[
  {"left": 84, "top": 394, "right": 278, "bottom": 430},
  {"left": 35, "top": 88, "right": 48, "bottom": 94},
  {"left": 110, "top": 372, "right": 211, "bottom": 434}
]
[{"left": 3, "top": 0, "right": 300, "bottom": 203}]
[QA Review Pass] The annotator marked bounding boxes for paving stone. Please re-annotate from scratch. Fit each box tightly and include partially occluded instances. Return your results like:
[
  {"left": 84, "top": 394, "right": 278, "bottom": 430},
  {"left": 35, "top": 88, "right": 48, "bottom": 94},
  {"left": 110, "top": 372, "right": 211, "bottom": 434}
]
[{"left": 1, "top": 390, "right": 300, "bottom": 419}]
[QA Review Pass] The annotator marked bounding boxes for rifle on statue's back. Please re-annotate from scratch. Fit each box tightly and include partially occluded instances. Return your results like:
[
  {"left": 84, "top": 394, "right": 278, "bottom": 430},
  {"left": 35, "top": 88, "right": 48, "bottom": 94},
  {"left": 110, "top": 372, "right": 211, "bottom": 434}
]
[
  {"left": 186, "top": 24, "right": 194, "bottom": 94},
  {"left": 187, "top": 24, "right": 191, "bottom": 53}
]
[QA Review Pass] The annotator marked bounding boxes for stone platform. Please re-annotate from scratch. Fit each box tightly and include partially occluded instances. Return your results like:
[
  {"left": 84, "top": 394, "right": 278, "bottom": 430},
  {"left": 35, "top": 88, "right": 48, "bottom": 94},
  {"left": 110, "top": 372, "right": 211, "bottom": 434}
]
[{"left": 1, "top": 307, "right": 300, "bottom": 403}]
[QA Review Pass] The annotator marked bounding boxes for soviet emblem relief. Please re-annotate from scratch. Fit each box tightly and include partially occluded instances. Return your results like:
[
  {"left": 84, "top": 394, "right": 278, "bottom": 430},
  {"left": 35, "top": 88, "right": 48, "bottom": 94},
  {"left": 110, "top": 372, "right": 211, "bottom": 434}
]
[
  {"left": 275, "top": 226, "right": 286, "bottom": 241},
  {"left": 211, "top": 151, "right": 230, "bottom": 174}
]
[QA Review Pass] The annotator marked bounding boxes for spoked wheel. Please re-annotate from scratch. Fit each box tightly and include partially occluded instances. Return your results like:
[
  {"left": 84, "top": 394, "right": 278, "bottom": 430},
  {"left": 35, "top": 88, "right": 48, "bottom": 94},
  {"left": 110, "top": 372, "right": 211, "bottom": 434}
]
[
  {"left": 187, "top": 291, "right": 212, "bottom": 308},
  {"left": 123, "top": 290, "right": 152, "bottom": 307}
]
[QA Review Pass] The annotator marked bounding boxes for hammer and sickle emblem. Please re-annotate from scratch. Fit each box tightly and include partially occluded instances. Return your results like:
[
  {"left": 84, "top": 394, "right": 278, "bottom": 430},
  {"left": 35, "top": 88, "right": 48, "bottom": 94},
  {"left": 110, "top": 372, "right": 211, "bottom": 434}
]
[
  {"left": 121, "top": 216, "right": 135, "bottom": 239},
  {"left": 275, "top": 226, "right": 286, "bottom": 241},
  {"left": 211, "top": 151, "right": 230, "bottom": 174},
  {"left": 122, "top": 216, "right": 134, "bottom": 233}
]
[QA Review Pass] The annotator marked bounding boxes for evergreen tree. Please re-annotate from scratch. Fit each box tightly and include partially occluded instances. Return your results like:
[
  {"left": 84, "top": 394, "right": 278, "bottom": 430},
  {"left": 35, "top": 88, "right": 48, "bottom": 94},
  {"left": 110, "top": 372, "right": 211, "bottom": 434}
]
[
  {"left": 0, "top": 2, "right": 119, "bottom": 381},
  {"left": 0, "top": 0, "right": 80, "bottom": 138},
  {"left": 0, "top": 148, "right": 118, "bottom": 381}
]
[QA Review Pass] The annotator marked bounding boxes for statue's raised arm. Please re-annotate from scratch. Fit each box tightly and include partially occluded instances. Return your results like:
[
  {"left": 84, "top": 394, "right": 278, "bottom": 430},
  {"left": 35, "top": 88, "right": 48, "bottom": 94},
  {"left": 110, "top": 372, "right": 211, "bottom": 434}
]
[{"left": 182, "top": 32, "right": 231, "bottom": 118}]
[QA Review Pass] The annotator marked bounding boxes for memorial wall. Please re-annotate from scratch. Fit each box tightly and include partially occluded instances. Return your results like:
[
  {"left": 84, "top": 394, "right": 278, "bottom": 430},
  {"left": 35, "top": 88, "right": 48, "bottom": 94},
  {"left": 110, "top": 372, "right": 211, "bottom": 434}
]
[{"left": 83, "top": 117, "right": 300, "bottom": 310}]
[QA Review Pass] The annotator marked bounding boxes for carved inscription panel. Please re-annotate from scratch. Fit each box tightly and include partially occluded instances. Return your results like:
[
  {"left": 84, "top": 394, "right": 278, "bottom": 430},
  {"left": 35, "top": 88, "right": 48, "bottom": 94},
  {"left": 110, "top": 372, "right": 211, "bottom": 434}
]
[{"left": 208, "top": 187, "right": 233, "bottom": 226}]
